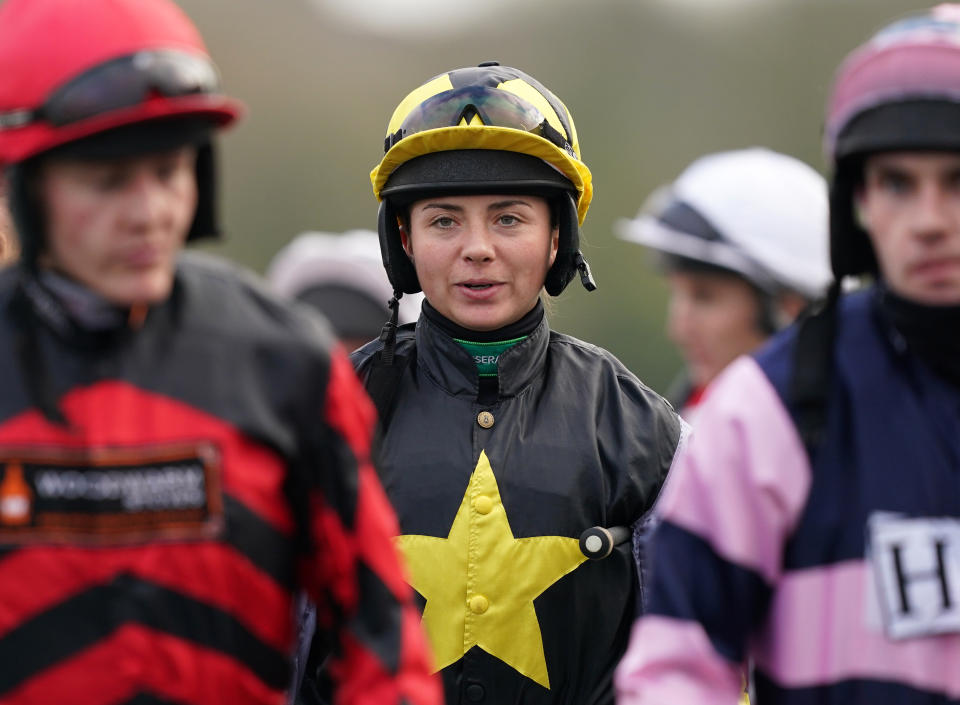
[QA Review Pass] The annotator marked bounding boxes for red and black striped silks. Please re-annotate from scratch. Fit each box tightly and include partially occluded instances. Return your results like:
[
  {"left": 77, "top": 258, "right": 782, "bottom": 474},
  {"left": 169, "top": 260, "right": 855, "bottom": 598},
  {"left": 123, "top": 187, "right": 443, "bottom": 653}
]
[{"left": 0, "top": 256, "right": 441, "bottom": 705}]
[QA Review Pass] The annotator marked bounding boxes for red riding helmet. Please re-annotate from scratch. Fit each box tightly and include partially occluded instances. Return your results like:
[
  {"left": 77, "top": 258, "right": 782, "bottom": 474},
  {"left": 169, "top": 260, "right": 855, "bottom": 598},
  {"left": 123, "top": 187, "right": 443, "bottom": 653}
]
[
  {"left": 0, "top": 0, "right": 241, "bottom": 164},
  {"left": 0, "top": 0, "right": 243, "bottom": 262}
]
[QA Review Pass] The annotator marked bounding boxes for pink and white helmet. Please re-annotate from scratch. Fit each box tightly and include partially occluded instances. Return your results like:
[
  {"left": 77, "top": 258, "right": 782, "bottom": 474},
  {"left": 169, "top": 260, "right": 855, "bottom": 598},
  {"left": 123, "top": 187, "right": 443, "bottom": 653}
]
[{"left": 826, "top": 4, "right": 960, "bottom": 279}]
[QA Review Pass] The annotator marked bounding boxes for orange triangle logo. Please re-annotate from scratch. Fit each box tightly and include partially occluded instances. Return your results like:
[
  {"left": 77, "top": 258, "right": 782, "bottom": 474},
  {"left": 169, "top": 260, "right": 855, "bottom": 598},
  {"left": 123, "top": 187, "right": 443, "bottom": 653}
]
[{"left": 0, "top": 462, "right": 33, "bottom": 526}]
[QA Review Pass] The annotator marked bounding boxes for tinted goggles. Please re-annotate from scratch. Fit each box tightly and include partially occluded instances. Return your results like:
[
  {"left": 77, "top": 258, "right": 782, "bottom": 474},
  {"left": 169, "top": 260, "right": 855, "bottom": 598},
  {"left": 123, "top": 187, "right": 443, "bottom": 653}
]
[
  {"left": 385, "top": 85, "right": 575, "bottom": 157},
  {"left": 0, "top": 50, "right": 221, "bottom": 130}
]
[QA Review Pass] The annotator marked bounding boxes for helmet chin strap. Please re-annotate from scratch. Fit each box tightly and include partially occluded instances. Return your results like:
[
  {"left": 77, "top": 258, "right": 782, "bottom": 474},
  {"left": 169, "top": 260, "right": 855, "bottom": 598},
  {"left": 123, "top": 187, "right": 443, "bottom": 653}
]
[
  {"left": 543, "top": 191, "right": 596, "bottom": 295},
  {"left": 366, "top": 290, "right": 415, "bottom": 432},
  {"left": 378, "top": 293, "right": 402, "bottom": 365}
]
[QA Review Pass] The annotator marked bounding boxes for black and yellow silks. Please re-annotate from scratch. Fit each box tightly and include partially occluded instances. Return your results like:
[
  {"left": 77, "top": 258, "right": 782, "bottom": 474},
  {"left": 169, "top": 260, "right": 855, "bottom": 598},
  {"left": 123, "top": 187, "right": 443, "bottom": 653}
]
[
  {"left": 353, "top": 305, "right": 681, "bottom": 705},
  {"left": 356, "top": 62, "right": 681, "bottom": 705}
]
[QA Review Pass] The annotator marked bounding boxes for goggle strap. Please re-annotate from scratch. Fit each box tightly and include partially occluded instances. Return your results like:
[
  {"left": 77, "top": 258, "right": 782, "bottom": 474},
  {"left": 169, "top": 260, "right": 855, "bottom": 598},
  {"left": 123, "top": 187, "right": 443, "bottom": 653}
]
[
  {"left": 538, "top": 119, "right": 570, "bottom": 154},
  {"left": 385, "top": 131, "right": 400, "bottom": 153},
  {"left": 2, "top": 50, "right": 221, "bottom": 130},
  {"left": 0, "top": 109, "right": 37, "bottom": 131},
  {"left": 457, "top": 105, "right": 480, "bottom": 126}
]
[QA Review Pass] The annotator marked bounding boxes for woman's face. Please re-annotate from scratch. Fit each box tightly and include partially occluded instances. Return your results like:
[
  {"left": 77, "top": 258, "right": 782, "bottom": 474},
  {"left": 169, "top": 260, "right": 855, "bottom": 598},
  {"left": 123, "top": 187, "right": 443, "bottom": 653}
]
[
  {"left": 666, "top": 270, "right": 767, "bottom": 388},
  {"left": 403, "top": 193, "right": 558, "bottom": 331}
]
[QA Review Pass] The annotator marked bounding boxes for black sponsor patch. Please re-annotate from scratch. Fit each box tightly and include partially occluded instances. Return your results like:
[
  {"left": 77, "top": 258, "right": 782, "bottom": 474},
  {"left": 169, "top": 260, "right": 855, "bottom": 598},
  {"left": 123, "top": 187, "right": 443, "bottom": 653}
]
[{"left": 0, "top": 443, "right": 224, "bottom": 545}]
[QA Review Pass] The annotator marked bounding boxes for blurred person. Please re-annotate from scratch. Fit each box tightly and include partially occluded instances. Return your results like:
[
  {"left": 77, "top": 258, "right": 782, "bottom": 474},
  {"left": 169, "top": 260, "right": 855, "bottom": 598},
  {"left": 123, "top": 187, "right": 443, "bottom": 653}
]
[
  {"left": 617, "top": 147, "right": 832, "bottom": 421},
  {"left": 614, "top": 148, "right": 833, "bottom": 705},
  {"left": 300, "top": 61, "right": 685, "bottom": 705},
  {"left": 266, "top": 229, "right": 424, "bottom": 705},
  {"left": 0, "top": 1, "right": 441, "bottom": 704},
  {"left": 267, "top": 229, "right": 423, "bottom": 352},
  {"left": 616, "top": 6, "right": 960, "bottom": 705}
]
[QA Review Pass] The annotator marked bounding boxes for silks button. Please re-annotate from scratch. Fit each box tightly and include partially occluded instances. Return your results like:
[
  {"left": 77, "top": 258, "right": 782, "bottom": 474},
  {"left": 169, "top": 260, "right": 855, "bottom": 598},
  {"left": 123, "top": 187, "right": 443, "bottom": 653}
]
[
  {"left": 477, "top": 411, "right": 494, "bottom": 428},
  {"left": 469, "top": 594, "right": 489, "bottom": 614},
  {"left": 465, "top": 683, "right": 486, "bottom": 702},
  {"left": 473, "top": 495, "right": 493, "bottom": 514}
]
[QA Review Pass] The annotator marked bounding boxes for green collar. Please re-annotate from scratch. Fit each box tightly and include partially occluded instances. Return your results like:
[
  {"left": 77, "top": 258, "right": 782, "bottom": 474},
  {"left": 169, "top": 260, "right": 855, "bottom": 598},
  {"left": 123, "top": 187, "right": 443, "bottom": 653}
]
[{"left": 454, "top": 336, "right": 527, "bottom": 377}]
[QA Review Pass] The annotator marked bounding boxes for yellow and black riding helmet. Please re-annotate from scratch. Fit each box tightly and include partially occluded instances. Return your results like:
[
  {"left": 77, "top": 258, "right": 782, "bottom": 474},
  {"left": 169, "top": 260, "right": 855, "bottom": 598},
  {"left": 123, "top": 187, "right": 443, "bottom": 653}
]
[{"left": 370, "top": 61, "right": 596, "bottom": 298}]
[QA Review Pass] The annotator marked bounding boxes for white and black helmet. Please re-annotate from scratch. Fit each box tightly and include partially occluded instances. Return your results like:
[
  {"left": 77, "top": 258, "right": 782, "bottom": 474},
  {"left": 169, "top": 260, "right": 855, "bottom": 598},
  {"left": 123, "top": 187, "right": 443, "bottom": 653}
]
[{"left": 617, "top": 147, "right": 832, "bottom": 304}]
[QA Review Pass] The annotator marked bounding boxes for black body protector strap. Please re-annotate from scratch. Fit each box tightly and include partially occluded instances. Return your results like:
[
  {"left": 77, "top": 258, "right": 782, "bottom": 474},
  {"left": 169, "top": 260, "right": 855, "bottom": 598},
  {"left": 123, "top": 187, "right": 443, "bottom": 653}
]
[{"left": 788, "top": 283, "right": 840, "bottom": 455}]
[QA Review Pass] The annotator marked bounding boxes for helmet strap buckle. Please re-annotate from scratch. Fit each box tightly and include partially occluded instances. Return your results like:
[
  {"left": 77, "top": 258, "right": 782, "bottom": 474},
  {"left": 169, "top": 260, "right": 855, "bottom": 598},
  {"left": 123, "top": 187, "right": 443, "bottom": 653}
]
[{"left": 575, "top": 252, "right": 597, "bottom": 292}]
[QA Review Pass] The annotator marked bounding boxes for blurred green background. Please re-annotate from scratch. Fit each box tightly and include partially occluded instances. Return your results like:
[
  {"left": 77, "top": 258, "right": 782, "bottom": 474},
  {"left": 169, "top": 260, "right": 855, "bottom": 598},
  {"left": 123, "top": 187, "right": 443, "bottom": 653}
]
[{"left": 182, "top": 0, "right": 922, "bottom": 395}]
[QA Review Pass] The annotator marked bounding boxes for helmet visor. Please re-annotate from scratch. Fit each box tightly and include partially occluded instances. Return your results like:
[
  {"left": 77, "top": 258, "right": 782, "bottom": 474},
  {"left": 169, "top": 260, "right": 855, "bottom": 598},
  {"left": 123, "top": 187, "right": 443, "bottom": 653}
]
[
  {"left": 0, "top": 50, "right": 221, "bottom": 130},
  {"left": 385, "top": 85, "right": 574, "bottom": 157}
]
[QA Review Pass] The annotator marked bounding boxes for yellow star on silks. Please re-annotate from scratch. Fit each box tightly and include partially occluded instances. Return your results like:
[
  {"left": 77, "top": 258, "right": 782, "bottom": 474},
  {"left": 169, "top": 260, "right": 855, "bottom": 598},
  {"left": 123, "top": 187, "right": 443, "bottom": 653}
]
[{"left": 395, "top": 450, "right": 587, "bottom": 689}]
